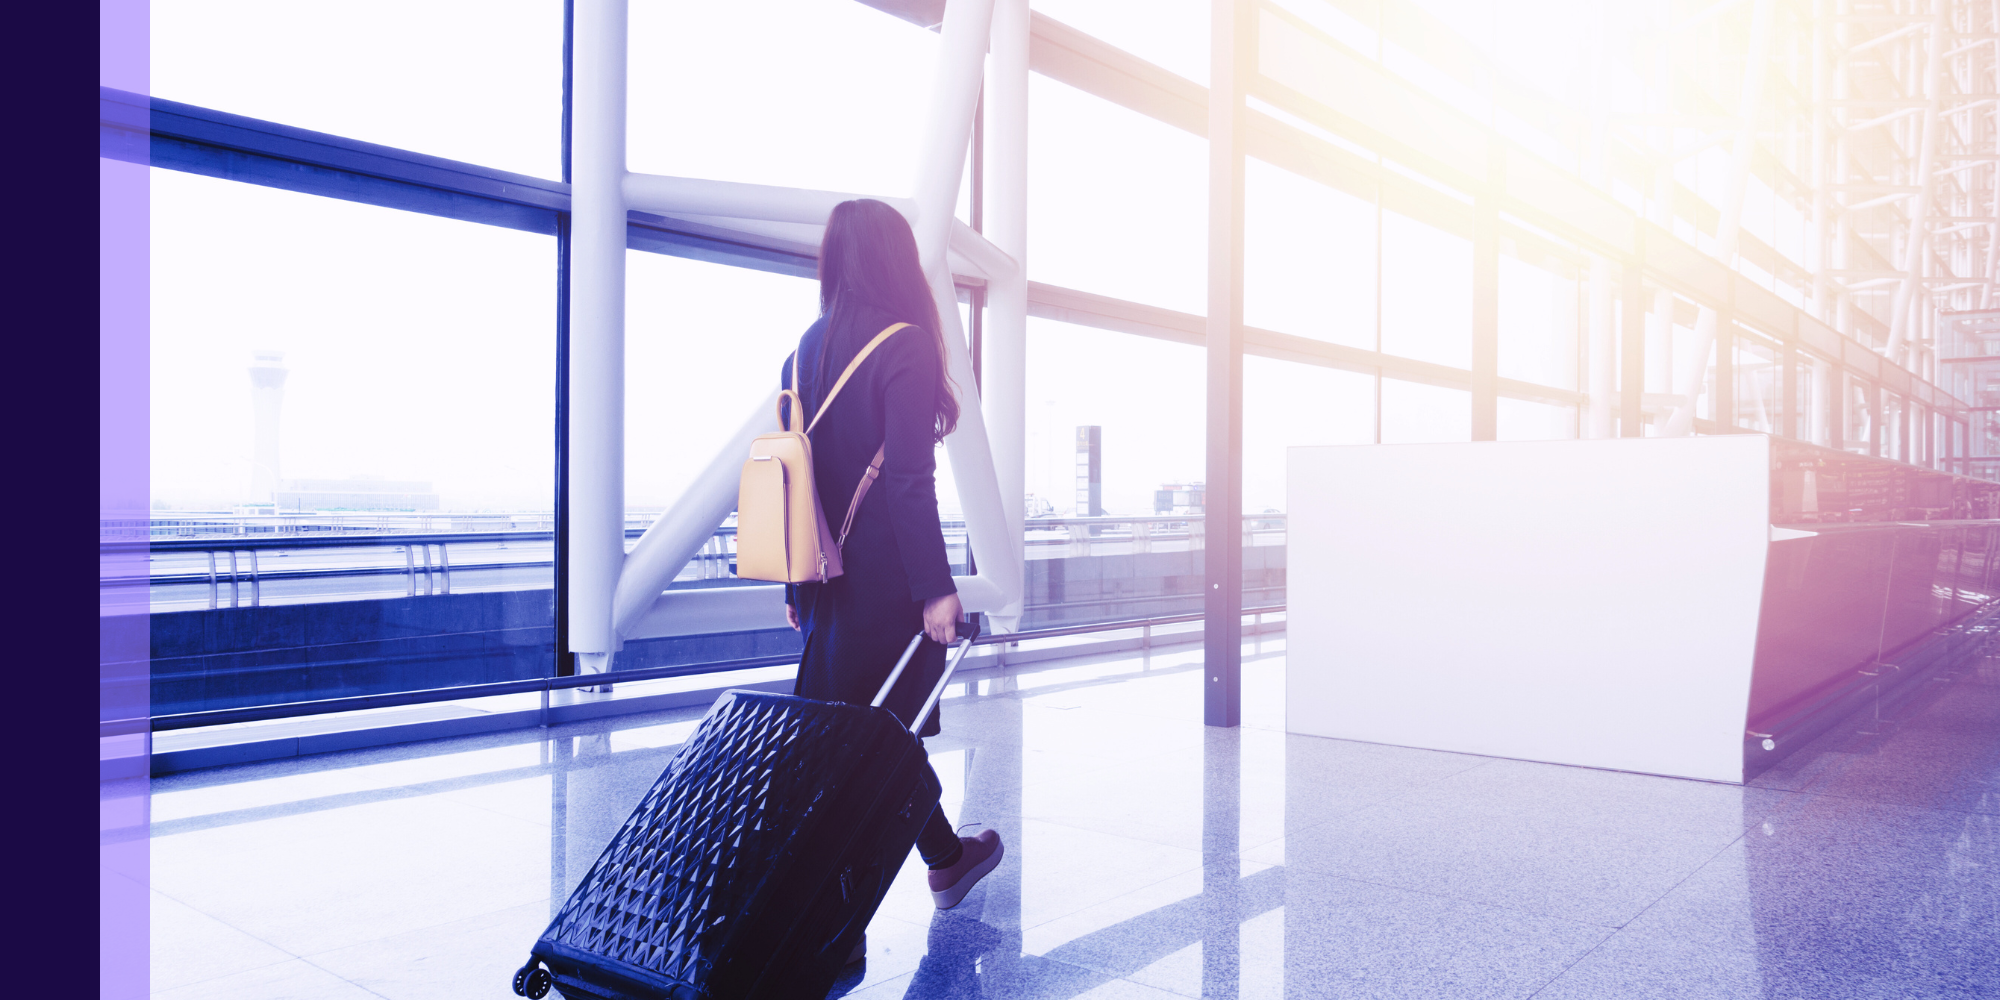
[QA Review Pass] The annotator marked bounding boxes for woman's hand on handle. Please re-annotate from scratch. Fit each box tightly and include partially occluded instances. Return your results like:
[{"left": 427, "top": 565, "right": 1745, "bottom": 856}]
[{"left": 922, "top": 592, "right": 962, "bottom": 645}]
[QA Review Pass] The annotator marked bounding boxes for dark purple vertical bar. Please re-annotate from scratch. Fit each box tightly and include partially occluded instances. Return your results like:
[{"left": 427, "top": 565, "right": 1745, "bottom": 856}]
[{"left": 99, "top": 1, "right": 149, "bottom": 998}]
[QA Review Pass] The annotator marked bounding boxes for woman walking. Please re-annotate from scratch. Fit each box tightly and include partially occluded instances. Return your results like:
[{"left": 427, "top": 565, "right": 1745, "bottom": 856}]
[{"left": 781, "top": 199, "right": 1005, "bottom": 943}]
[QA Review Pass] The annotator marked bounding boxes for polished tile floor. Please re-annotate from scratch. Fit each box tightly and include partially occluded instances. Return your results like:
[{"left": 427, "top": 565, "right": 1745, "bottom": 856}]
[{"left": 147, "top": 638, "right": 1999, "bottom": 999}]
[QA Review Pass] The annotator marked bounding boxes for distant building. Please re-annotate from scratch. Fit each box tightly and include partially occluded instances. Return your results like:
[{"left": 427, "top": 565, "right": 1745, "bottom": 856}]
[
  {"left": 1154, "top": 482, "right": 1204, "bottom": 515},
  {"left": 1074, "top": 426, "right": 1103, "bottom": 516},
  {"left": 248, "top": 351, "right": 288, "bottom": 502},
  {"left": 274, "top": 477, "right": 440, "bottom": 511}
]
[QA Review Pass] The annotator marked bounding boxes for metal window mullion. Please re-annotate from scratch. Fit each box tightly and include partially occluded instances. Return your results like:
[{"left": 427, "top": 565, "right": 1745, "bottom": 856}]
[{"left": 1203, "top": 0, "right": 1251, "bottom": 730}]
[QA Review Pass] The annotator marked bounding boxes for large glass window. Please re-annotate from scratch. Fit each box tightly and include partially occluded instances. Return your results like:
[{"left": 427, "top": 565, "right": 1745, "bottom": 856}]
[
  {"left": 1911, "top": 403, "right": 1928, "bottom": 467},
  {"left": 1244, "top": 158, "right": 1378, "bottom": 349},
  {"left": 1026, "top": 319, "right": 1203, "bottom": 516},
  {"left": 1498, "top": 252, "right": 1578, "bottom": 389},
  {"left": 1734, "top": 335, "right": 1780, "bottom": 434},
  {"left": 1380, "top": 379, "right": 1470, "bottom": 443},
  {"left": 1028, "top": 75, "right": 1208, "bottom": 313},
  {"left": 1883, "top": 391, "right": 1905, "bottom": 463},
  {"left": 1244, "top": 357, "right": 1376, "bottom": 512},
  {"left": 625, "top": 253, "right": 821, "bottom": 513},
  {"left": 1498, "top": 399, "right": 1576, "bottom": 441},
  {"left": 1033, "top": 0, "right": 1209, "bottom": 83},
  {"left": 149, "top": 170, "right": 556, "bottom": 713},
  {"left": 1801, "top": 354, "right": 1834, "bottom": 447},
  {"left": 1025, "top": 318, "right": 1206, "bottom": 626},
  {"left": 1672, "top": 316, "right": 1715, "bottom": 425},
  {"left": 628, "top": 0, "right": 938, "bottom": 195},
  {"left": 1846, "top": 376, "right": 1875, "bottom": 457},
  {"left": 1380, "top": 210, "right": 1472, "bottom": 369},
  {"left": 151, "top": 0, "right": 564, "bottom": 178}
]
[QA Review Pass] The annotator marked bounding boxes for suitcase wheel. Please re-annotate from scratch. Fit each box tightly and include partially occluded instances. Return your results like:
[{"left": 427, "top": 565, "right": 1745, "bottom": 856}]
[
  {"left": 511, "top": 962, "right": 547, "bottom": 998},
  {"left": 525, "top": 968, "right": 552, "bottom": 999}
]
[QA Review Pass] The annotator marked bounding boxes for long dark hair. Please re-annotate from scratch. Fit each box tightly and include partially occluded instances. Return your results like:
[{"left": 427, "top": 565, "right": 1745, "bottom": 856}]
[{"left": 817, "top": 198, "right": 960, "bottom": 441}]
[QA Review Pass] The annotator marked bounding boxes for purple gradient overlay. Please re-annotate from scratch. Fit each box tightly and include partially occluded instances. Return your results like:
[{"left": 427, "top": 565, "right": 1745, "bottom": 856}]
[{"left": 100, "top": 1, "right": 149, "bottom": 997}]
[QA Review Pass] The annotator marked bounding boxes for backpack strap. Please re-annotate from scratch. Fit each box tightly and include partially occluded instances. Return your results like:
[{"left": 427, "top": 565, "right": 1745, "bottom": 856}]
[
  {"left": 788, "top": 322, "right": 913, "bottom": 549},
  {"left": 806, "top": 323, "right": 913, "bottom": 434},
  {"left": 778, "top": 351, "right": 805, "bottom": 432},
  {"left": 837, "top": 445, "right": 887, "bottom": 548}
]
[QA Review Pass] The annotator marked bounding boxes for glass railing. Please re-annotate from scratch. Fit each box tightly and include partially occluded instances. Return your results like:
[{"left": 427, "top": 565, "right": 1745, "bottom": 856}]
[{"left": 139, "top": 512, "right": 1287, "bottom": 717}]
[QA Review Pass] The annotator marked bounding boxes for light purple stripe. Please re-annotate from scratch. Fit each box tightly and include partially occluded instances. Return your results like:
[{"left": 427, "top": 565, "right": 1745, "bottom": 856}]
[{"left": 99, "top": 1, "right": 150, "bottom": 998}]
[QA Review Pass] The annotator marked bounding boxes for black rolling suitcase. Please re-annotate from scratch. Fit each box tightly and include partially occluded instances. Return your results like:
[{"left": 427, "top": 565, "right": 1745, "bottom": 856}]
[{"left": 509, "top": 621, "right": 981, "bottom": 1000}]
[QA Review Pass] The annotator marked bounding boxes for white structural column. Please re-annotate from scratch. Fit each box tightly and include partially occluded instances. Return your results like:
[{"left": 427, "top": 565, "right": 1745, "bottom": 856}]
[
  {"left": 985, "top": 0, "right": 1031, "bottom": 629},
  {"left": 583, "top": 0, "right": 1025, "bottom": 652},
  {"left": 1663, "top": 0, "right": 1774, "bottom": 437},
  {"left": 1887, "top": 6, "right": 1945, "bottom": 365},
  {"left": 910, "top": 0, "right": 1022, "bottom": 617},
  {"left": 568, "top": 0, "right": 629, "bottom": 669}
]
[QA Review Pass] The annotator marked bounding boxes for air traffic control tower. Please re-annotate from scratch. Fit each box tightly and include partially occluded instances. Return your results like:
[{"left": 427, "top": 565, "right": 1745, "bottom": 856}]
[{"left": 247, "top": 350, "right": 286, "bottom": 503}]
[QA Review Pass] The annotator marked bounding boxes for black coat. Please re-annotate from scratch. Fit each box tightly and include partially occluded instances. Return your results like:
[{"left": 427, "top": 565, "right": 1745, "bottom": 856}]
[{"left": 781, "top": 304, "right": 957, "bottom": 737}]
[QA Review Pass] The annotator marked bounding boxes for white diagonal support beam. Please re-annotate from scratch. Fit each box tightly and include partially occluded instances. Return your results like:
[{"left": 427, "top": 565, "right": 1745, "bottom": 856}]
[{"left": 575, "top": 0, "right": 1025, "bottom": 661}]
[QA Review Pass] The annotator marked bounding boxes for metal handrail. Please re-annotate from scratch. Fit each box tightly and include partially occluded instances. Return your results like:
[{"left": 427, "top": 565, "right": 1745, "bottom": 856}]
[
  {"left": 141, "top": 605, "right": 1285, "bottom": 734},
  {"left": 139, "top": 516, "right": 1284, "bottom": 552},
  {"left": 150, "top": 529, "right": 561, "bottom": 552}
]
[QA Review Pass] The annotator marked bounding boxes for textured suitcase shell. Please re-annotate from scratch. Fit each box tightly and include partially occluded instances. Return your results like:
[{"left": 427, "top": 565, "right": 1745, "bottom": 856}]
[{"left": 528, "top": 690, "right": 940, "bottom": 1000}]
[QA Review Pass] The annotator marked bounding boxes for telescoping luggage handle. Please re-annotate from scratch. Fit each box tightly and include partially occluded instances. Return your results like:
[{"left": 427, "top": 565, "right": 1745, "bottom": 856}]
[{"left": 870, "top": 619, "right": 981, "bottom": 734}]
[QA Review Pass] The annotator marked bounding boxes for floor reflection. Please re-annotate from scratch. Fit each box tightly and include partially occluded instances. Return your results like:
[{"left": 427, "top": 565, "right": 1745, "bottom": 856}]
[
  {"left": 146, "top": 639, "right": 1998, "bottom": 1000},
  {"left": 1740, "top": 656, "right": 2000, "bottom": 999}
]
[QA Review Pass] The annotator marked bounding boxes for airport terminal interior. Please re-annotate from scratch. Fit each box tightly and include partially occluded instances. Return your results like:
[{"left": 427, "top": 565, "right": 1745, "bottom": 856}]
[{"left": 102, "top": 1, "right": 1999, "bottom": 998}]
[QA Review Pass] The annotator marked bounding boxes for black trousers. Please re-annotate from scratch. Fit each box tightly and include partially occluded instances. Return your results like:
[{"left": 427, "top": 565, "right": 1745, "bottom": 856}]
[{"left": 917, "top": 758, "right": 962, "bottom": 868}]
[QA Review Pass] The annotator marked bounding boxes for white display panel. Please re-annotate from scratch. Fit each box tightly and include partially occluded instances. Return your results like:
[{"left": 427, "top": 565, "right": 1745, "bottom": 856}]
[{"left": 1286, "top": 436, "right": 1770, "bottom": 783}]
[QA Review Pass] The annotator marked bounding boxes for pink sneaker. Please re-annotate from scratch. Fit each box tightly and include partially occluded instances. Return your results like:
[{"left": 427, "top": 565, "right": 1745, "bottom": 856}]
[{"left": 926, "top": 829, "right": 1004, "bottom": 910}]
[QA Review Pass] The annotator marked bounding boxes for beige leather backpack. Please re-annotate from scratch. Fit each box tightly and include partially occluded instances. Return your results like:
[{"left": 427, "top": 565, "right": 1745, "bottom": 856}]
[{"left": 735, "top": 323, "right": 911, "bottom": 584}]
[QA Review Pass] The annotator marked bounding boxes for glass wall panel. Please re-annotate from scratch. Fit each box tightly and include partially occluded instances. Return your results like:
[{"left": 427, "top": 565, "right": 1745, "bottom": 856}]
[
  {"left": 1244, "top": 357, "right": 1376, "bottom": 513},
  {"left": 1882, "top": 391, "right": 1905, "bottom": 462},
  {"left": 1033, "top": 0, "right": 1209, "bottom": 83},
  {"left": 149, "top": 170, "right": 556, "bottom": 713},
  {"left": 1025, "top": 318, "right": 1205, "bottom": 626},
  {"left": 1029, "top": 76, "right": 1208, "bottom": 313},
  {"left": 1845, "top": 375, "right": 1875, "bottom": 456},
  {"left": 1497, "top": 254, "right": 1578, "bottom": 389},
  {"left": 152, "top": 0, "right": 563, "bottom": 178},
  {"left": 1911, "top": 403, "right": 1928, "bottom": 467},
  {"left": 629, "top": 0, "right": 937, "bottom": 195},
  {"left": 1026, "top": 319, "right": 1204, "bottom": 515},
  {"left": 1497, "top": 399, "right": 1576, "bottom": 441},
  {"left": 1671, "top": 318, "right": 1715, "bottom": 424},
  {"left": 1380, "top": 379, "right": 1471, "bottom": 443},
  {"left": 1267, "top": 0, "right": 1380, "bottom": 53},
  {"left": 1244, "top": 157, "right": 1377, "bottom": 349},
  {"left": 1380, "top": 210, "right": 1472, "bottom": 369},
  {"left": 1734, "top": 336, "right": 1779, "bottom": 434},
  {"left": 1241, "top": 357, "right": 1374, "bottom": 634},
  {"left": 625, "top": 252, "right": 821, "bottom": 514},
  {"left": 1801, "top": 354, "right": 1834, "bottom": 447},
  {"left": 1643, "top": 292, "right": 1677, "bottom": 435}
]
